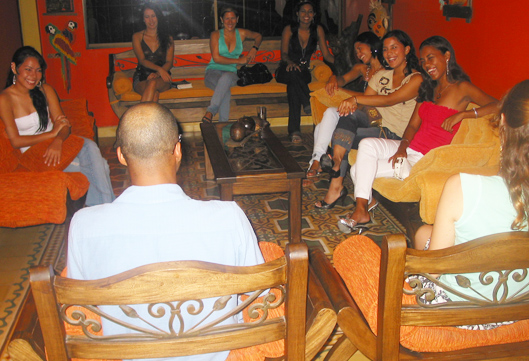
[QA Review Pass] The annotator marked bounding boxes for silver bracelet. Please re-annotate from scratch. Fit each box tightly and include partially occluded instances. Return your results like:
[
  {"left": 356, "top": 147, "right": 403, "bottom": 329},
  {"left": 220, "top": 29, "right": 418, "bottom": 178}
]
[{"left": 472, "top": 107, "right": 478, "bottom": 118}]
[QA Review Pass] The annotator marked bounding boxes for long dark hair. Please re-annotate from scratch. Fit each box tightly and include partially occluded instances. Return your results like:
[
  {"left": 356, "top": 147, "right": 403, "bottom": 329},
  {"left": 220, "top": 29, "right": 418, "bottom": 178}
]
[
  {"left": 6, "top": 46, "right": 49, "bottom": 132},
  {"left": 141, "top": 2, "right": 171, "bottom": 54},
  {"left": 497, "top": 80, "right": 529, "bottom": 230},
  {"left": 355, "top": 31, "right": 384, "bottom": 64},
  {"left": 381, "top": 30, "right": 419, "bottom": 77},
  {"left": 291, "top": 0, "right": 318, "bottom": 35},
  {"left": 417, "top": 36, "right": 470, "bottom": 103}
]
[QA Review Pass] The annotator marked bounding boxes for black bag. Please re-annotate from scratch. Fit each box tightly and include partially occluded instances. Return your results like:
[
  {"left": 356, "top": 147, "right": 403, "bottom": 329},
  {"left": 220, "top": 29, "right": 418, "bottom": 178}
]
[{"left": 237, "top": 63, "right": 273, "bottom": 87}]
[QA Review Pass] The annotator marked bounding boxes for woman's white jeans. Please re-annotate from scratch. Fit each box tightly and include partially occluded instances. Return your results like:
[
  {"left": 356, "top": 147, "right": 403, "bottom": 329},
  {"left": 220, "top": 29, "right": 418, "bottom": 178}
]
[
  {"left": 350, "top": 138, "right": 424, "bottom": 201},
  {"left": 310, "top": 107, "right": 339, "bottom": 165}
]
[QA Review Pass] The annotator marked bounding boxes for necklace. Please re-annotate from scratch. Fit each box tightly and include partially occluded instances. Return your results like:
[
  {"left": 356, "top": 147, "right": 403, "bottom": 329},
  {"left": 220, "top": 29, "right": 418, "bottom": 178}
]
[
  {"left": 364, "top": 65, "right": 382, "bottom": 91},
  {"left": 435, "top": 82, "right": 453, "bottom": 100}
]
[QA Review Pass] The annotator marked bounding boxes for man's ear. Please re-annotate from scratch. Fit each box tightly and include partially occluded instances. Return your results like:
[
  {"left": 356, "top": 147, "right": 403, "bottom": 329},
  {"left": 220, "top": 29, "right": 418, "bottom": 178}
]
[
  {"left": 173, "top": 141, "right": 182, "bottom": 163},
  {"left": 117, "top": 146, "right": 128, "bottom": 166}
]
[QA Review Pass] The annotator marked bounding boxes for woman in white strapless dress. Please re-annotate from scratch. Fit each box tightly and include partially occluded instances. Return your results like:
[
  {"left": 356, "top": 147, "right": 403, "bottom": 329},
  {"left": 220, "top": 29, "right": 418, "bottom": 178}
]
[{"left": 0, "top": 46, "right": 114, "bottom": 206}]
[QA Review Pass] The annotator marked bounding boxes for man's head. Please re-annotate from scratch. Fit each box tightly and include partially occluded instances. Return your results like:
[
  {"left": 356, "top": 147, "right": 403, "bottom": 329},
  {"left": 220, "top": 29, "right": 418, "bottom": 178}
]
[{"left": 115, "top": 103, "right": 181, "bottom": 184}]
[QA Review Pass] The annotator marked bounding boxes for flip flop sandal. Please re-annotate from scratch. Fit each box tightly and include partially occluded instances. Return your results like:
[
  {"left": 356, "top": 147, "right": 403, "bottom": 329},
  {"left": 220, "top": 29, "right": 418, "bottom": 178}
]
[{"left": 201, "top": 115, "right": 213, "bottom": 123}]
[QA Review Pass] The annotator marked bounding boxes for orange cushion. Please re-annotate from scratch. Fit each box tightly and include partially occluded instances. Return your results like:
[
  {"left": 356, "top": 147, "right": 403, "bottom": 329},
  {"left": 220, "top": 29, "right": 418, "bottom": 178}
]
[
  {"left": 231, "top": 242, "right": 286, "bottom": 360},
  {"left": 334, "top": 235, "right": 529, "bottom": 353},
  {"left": 61, "top": 98, "right": 95, "bottom": 140},
  {"left": 18, "top": 135, "right": 84, "bottom": 172},
  {"left": 0, "top": 171, "right": 89, "bottom": 227},
  {"left": 112, "top": 72, "right": 133, "bottom": 95},
  {"left": 62, "top": 242, "right": 285, "bottom": 361},
  {"left": 0, "top": 121, "right": 19, "bottom": 174},
  {"left": 312, "top": 63, "right": 333, "bottom": 82}
]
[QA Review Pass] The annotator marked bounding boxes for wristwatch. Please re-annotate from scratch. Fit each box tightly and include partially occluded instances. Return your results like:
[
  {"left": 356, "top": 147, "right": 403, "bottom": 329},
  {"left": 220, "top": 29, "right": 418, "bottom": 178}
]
[{"left": 252, "top": 45, "right": 259, "bottom": 51}]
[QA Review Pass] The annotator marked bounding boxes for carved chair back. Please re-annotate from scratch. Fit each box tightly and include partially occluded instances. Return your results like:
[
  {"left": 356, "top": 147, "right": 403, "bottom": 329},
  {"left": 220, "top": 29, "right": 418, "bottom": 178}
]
[
  {"left": 379, "top": 232, "right": 529, "bottom": 360},
  {"left": 30, "top": 243, "right": 309, "bottom": 361}
]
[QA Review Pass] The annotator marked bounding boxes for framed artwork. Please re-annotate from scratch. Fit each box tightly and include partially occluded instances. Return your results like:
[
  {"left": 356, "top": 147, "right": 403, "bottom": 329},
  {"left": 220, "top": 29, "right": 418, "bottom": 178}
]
[
  {"left": 45, "top": 0, "right": 74, "bottom": 14},
  {"left": 440, "top": 0, "right": 473, "bottom": 23}
]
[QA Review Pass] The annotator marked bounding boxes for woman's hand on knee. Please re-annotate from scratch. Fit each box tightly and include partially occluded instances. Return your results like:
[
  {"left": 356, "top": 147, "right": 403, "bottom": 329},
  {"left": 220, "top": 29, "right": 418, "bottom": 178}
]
[
  {"left": 157, "top": 69, "right": 172, "bottom": 83},
  {"left": 286, "top": 62, "right": 300, "bottom": 72},
  {"left": 43, "top": 138, "right": 63, "bottom": 167},
  {"left": 338, "top": 97, "right": 358, "bottom": 116}
]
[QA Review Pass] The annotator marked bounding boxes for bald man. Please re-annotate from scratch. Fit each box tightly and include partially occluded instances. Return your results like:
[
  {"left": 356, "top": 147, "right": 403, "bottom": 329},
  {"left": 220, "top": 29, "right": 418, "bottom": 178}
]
[{"left": 67, "top": 103, "right": 264, "bottom": 361}]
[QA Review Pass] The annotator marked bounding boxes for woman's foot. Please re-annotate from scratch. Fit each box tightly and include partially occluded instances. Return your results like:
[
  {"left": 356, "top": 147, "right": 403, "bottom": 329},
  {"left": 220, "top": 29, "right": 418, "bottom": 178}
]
[
  {"left": 315, "top": 187, "right": 348, "bottom": 209},
  {"left": 306, "top": 160, "right": 321, "bottom": 178},
  {"left": 337, "top": 200, "right": 374, "bottom": 234},
  {"left": 201, "top": 111, "right": 213, "bottom": 123},
  {"left": 290, "top": 132, "right": 303, "bottom": 144}
]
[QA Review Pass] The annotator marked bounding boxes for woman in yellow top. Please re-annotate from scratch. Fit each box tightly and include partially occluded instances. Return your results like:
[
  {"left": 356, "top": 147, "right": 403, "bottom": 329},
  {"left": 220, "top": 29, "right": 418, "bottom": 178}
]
[{"left": 202, "top": 7, "right": 262, "bottom": 123}]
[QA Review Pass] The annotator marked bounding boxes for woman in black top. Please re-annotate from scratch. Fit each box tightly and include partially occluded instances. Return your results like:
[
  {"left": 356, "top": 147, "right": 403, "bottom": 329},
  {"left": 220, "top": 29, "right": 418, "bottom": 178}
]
[
  {"left": 132, "top": 3, "right": 174, "bottom": 102},
  {"left": 276, "top": 0, "right": 334, "bottom": 143}
]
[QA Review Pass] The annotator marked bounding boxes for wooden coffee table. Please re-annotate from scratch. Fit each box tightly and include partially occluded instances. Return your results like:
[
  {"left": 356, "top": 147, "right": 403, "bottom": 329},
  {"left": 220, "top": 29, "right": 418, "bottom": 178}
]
[{"left": 200, "top": 122, "right": 304, "bottom": 243}]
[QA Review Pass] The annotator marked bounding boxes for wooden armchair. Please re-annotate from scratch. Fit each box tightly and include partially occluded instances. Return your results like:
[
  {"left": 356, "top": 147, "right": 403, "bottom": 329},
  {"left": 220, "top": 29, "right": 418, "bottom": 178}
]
[
  {"left": 310, "top": 233, "right": 529, "bottom": 361},
  {"left": 25, "top": 242, "right": 336, "bottom": 361}
]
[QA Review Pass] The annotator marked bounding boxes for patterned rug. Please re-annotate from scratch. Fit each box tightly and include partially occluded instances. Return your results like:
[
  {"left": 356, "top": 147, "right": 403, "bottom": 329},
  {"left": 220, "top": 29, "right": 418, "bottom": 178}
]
[
  {"left": 0, "top": 223, "right": 67, "bottom": 358},
  {"left": 175, "top": 129, "right": 408, "bottom": 255}
]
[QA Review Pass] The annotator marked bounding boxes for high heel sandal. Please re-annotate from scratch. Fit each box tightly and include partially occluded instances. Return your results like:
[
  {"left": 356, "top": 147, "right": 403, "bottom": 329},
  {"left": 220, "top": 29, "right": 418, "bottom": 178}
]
[
  {"left": 315, "top": 187, "right": 348, "bottom": 209},
  {"left": 320, "top": 154, "right": 340, "bottom": 178},
  {"left": 337, "top": 201, "right": 378, "bottom": 234},
  {"left": 337, "top": 216, "right": 373, "bottom": 234}
]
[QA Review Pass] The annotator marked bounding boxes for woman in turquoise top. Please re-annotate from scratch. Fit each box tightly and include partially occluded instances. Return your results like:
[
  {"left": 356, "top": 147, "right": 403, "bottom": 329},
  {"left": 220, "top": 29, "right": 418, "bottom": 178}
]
[
  {"left": 414, "top": 80, "right": 528, "bottom": 327},
  {"left": 202, "top": 7, "right": 262, "bottom": 123}
]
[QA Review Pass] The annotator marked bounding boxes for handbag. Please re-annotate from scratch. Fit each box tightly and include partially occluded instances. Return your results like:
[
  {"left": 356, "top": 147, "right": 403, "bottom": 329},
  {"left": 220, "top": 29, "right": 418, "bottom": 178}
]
[
  {"left": 237, "top": 63, "right": 273, "bottom": 87},
  {"left": 359, "top": 105, "right": 383, "bottom": 127}
]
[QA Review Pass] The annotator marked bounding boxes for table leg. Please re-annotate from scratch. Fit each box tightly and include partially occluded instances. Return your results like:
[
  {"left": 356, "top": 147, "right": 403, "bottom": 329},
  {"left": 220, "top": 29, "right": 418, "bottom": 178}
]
[
  {"left": 204, "top": 145, "right": 214, "bottom": 180},
  {"left": 288, "top": 178, "right": 302, "bottom": 243},
  {"left": 219, "top": 184, "right": 234, "bottom": 201}
]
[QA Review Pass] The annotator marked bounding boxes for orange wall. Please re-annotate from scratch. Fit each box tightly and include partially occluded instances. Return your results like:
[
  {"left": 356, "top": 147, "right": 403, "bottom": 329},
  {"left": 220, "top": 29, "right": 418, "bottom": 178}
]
[
  {"left": 37, "top": 0, "right": 529, "bottom": 128},
  {"left": 393, "top": 0, "right": 529, "bottom": 100},
  {"left": 37, "top": 0, "right": 126, "bottom": 127}
]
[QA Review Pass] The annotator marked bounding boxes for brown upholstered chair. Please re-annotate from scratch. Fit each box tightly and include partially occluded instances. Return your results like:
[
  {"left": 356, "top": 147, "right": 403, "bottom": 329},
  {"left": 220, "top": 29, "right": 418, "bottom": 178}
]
[
  {"left": 27, "top": 242, "right": 336, "bottom": 361},
  {"left": 310, "top": 233, "right": 529, "bottom": 361}
]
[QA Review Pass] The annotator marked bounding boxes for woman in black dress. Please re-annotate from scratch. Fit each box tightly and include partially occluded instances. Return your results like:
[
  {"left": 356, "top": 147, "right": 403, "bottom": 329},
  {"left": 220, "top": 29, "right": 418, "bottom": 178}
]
[
  {"left": 132, "top": 3, "right": 174, "bottom": 102},
  {"left": 276, "top": 0, "right": 334, "bottom": 143}
]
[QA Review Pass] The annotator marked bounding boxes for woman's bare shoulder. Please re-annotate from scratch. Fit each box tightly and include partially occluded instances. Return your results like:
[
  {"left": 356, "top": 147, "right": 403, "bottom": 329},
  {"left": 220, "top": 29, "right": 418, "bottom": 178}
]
[{"left": 132, "top": 31, "right": 143, "bottom": 41}]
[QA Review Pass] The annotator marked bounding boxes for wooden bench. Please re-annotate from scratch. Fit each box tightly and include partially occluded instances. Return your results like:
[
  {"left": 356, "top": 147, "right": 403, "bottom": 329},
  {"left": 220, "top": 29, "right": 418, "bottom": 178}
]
[{"left": 106, "top": 39, "right": 331, "bottom": 126}]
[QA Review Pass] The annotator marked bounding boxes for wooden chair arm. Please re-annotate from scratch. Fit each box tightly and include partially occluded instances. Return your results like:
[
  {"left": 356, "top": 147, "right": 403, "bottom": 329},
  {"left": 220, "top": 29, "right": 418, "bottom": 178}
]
[
  {"left": 309, "top": 248, "right": 377, "bottom": 360},
  {"left": 6, "top": 290, "right": 46, "bottom": 361},
  {"left": 304, "top": 266, "right": 337, "bottom": 360},
  {"left": 309, "top": 249, "right": 357, "bottom": 313}
]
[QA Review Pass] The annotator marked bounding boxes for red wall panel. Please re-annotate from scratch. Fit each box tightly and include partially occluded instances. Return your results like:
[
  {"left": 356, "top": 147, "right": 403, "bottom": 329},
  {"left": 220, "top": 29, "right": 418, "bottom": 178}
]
[
  {"left": 392, "top": 0, "right": 529, "bottom": 100},
  {"left": 36, "top": 0, "right": 529, "bottom": 127}
]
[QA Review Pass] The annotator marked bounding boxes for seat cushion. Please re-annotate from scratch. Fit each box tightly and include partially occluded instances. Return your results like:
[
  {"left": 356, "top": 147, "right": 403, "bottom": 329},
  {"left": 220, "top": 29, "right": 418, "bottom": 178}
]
[
  {"left": 61, "top": 98, "right": 95, "bottom": 140},
  {"left": 0, "top": 121, "right": 19, "bottom": 174},
  {"left": 334, "top": 235, "right": 529, "bottom": 353},
  {"left": 0, "top": 171, "right": 89, "bottom": 227}
]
